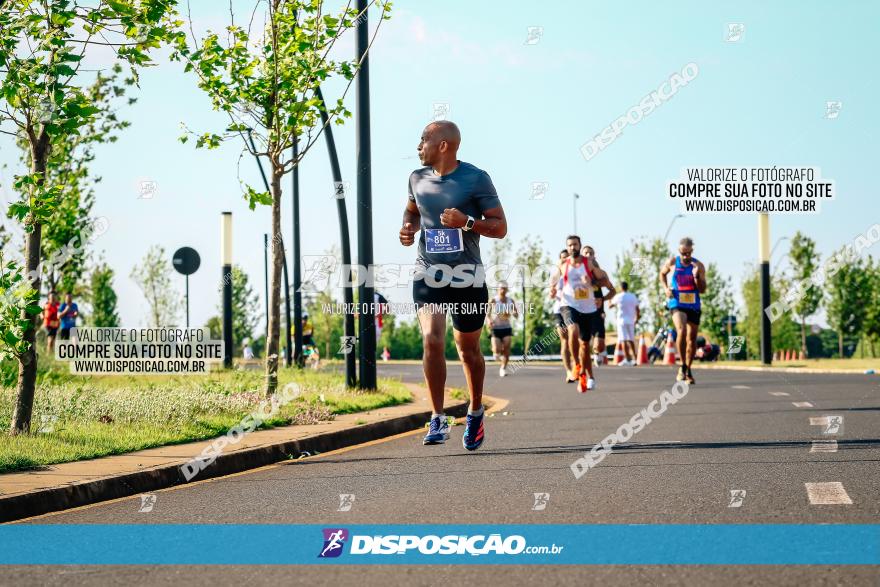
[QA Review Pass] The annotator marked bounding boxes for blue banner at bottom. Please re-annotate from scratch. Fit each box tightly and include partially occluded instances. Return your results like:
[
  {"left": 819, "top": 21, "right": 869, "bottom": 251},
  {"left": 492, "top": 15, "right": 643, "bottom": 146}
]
[{"left": 0, "top": 525, "right": 877, "bottom": 565}]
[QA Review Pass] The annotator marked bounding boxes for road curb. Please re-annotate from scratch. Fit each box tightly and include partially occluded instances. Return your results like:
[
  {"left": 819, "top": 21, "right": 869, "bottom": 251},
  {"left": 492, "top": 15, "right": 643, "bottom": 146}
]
[{"left": 0, "top": 391, "right": 472, "bottom": 524}]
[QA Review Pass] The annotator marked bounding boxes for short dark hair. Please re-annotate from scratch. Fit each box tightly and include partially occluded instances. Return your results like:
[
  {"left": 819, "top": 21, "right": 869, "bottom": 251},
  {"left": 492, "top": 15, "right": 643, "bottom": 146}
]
[
  {"left": 680, "top": 237, "right": 694, "bottom": 248},
  {"left": 566, "top": 235, "right": 581, "bottom": 244},
  {"left": 621, "top": 281, "right": 629, "bottom": 291},
  {"left": 559, "top": 249, "right": 568, "bottom": 257}
]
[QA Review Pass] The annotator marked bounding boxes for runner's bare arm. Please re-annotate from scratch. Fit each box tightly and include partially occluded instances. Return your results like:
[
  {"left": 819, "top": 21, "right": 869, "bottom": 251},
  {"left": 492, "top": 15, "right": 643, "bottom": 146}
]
[
  {"left": 659, "top": 256, "right": 675, "bottom": 297},
  {"left": 695, "top": 261, "right": 708, "bottom": 293},
  {"left": 400, "top": 200, "right": 420, "bottom": 246},
  {"left": 439, "top": 206, "right": 507, "bottom": 238},
  {"left": 596, "top": 269, "right": 617, "bottom": 301},
  {"left": 474, "top": 206, "right": 506, "bottom": 238}
]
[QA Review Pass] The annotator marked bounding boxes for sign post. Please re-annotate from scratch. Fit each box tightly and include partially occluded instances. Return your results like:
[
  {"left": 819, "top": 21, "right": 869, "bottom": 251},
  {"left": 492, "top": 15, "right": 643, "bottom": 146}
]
[{"left": 172, "top": 246, "right": 201, "bottom": 328}]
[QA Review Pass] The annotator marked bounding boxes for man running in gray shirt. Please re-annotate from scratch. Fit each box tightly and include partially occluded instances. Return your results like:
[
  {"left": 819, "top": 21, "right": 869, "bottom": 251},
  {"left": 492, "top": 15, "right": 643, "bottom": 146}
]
[{"left": 399, "top": 120, "right": 508, "bottom": 451}]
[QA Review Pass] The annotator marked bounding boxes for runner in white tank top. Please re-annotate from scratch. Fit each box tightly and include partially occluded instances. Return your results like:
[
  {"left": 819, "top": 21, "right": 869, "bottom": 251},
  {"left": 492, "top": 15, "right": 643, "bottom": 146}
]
[{"left": 550, "top": 235, "right": 598, "bottom": 392}]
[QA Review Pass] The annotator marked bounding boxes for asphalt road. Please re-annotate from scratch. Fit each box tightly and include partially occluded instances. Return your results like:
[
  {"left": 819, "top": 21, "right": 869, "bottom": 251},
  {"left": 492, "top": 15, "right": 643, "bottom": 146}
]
[{"left": 6, "top": 362, "right": 880, "bottom": 586}]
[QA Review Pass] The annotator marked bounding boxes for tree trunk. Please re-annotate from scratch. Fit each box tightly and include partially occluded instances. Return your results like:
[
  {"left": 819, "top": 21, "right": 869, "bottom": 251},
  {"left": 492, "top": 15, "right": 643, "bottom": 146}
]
[
  {"left": 838, "top": 332, "right": 843, "bottom": 358},
  {"left": 800, "top": 318, "right": 808, "bottom": 358},
  {"left": 264, "top": 164, "right": 284, "bottom": 396},
  {"left": 11, "top": 136, "right": 49, "bottom": 435}
]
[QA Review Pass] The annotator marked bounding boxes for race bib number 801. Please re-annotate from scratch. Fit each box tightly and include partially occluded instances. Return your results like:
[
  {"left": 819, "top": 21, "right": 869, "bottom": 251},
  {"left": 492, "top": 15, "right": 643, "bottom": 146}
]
[{"left": 425, "top": 228, "right": 463, "bottom": 254}]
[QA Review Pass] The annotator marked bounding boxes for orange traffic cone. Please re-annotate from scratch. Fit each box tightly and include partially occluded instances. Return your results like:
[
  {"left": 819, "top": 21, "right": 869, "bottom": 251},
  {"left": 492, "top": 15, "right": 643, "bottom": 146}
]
[
  {"left": 798, "top": 350, "right": 805, "bottom": 360},
  {"left": 664, "top": 332, "right": 677, "bottom": 365},
  {"left": 614, "top": 342, "right": 626, "bottom": 365},
  {"left": 637, "top": 336, "right": 649, "bottom": 365}
]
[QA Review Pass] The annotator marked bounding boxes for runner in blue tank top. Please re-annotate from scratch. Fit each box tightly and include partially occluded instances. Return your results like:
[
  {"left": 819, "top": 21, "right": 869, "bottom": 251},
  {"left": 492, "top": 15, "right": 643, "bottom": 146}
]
[{"left": 660, "top": 237, "right": 707, "bottom": 384}]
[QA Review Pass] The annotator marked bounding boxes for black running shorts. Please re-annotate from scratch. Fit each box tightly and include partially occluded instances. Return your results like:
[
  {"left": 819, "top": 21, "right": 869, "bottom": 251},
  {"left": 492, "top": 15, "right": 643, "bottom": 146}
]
[
  {"left": 593, "top": 311, "right": 606, "bottom": 338},
  {"left": 560, "top": 307, "right": 598, "bottom": 342},
  {"left": 671, "top": 307, "right": 701, "bottom": 326},
  {"left": 553, "top": 312, "right": 565, "bottom": 329},
  {"left": 412, "top": 279, "right": 489, "bottom": 333}
]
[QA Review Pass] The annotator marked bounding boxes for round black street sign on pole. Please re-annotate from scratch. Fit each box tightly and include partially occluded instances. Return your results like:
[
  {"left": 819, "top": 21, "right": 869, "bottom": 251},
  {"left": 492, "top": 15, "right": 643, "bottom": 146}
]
[{"left": 173, "top": 246, "right": 201, "bottom": 328}]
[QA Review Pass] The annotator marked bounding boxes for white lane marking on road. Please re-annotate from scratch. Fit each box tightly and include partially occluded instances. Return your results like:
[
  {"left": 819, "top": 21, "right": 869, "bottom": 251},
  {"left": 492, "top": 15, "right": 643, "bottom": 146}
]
[
  {"left": 810, "top": 440, "right": 838, "bottom": 453},
  {"left": 769, "top": 391, "right": 790, "bottom": 396},
  {"left": 805, "top": 482, "right": 852, "bottom": 505},
  {"left": 792, "top": 402, "right": 814, "bottom": 408},
  {"left": 731, "top": 385, "right": 751, "bottom": 389},
  {"left": 809, "top": 416, "right": 829, "bottom": 426}
]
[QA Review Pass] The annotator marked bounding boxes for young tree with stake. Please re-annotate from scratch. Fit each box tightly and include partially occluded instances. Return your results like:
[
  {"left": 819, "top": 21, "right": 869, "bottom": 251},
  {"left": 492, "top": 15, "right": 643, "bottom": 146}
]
[
  {"left": 0, "top": 0, "right": 179, "bottom": 434},
  {"left": 171, "top": 0, "right": 391, "bottom": 396}
]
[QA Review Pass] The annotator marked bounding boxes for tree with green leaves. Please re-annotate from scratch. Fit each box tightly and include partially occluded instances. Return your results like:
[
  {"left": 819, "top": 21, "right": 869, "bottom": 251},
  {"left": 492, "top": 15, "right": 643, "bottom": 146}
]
[
  {"left": 511, "top": 234, "right": 552, "bottom": 352},
  {"left": 698, "top": 262, "right": 736, "bottom": 347},
  {"left": 826, "top": 247, "right": 871, "bottom": 358},
  {"left": 131, "top": 245, "right": 182, "bottom": 328},
  {"left": 0, "top": 0, "right": 179, "bottom": 434},
  {"left": 788, "top": 232, "right": 823, "bottom": 357},
  {"left": 171, "top": 0, "right": 391, "bottom": 396},
  {"left": 863, "top": 257, "right": 880, "bottom": 357},
  {"left": 88, "top": 261, "right": 119, "bottom": 327},
  {"left": 205, "top": 315, "right": 222, "bottom": 340},
  {"left": 742, "top": 266, "right": 801, "bottom": 360},
  {"left": 615, "top": 236, "right": 670, "bottom": 334}
]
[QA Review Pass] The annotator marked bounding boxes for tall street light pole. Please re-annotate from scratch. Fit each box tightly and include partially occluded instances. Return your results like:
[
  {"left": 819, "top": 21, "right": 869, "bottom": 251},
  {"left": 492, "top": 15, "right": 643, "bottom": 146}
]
[
  {"left": 664, "top": 214, "right": 685, "bottom": 243},
  {"left": 292, "top": 140, "right": 303, "bottom": 368},
  {"left": 316, "top": 85, "right": 357, "bottom": 388},
  {"left": 221, "top": 212, "right": 233, "bottom": 369},
  {"left": 759, "top": 213, "right": 773, "bottom": 365},
  {"left": 356, "top": 0, "right": 376, "bottom": 390},
  {"left": 573, "top": 193, "right": 580, "bottom": 234},
  {"left": 263, "top": 233, "right": 269, "bottom": 335}
]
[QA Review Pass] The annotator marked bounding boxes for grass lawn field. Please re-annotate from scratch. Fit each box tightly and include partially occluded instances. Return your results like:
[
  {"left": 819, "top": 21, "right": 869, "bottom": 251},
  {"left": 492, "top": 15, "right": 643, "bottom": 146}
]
[{"left": 0, "top": 359, "right": 411, "bottom": 473}]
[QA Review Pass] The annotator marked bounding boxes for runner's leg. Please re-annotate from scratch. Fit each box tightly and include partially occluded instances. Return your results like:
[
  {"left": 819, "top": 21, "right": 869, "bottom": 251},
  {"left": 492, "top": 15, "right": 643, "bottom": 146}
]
[
  {"left": 686, "top": 320, "right": 699, "bottom": 369},
  {"left": 581, "top": 319, "right": 594, "bottom": 380},
  {"left": 558, "top": 326, "right": 572, "bottom": 371},
  {"left": 454, "top": 327, "right": 485, "bottom": 411},
  {"left": 417, "top": 309, "right": 448, "bottom": 414},
  {"left": 672, "top": 311, "right": 687, "bottom": 363},
  {"left": 501, "top": 335, "right": 511, "bottom": 369}
]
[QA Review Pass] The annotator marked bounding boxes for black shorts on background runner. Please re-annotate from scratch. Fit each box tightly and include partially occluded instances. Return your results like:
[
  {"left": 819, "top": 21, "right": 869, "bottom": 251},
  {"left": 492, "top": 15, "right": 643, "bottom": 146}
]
[
  {"left": 671, "top": 307, "right": 702, "bottom": 326},
  {"left": 593, "top": 311, "right": 606, "bottom": 338},
  {"left": 560, "top": 307, "right": 597, "bottom": 342},
  {"left": 413, "top": 279, "right": 488, "bottom": 333},
  {"left": 491, "top": 327, "right": 513, "bottom": 339},
  {"left": 554, "top": 313, "right": 565, "bottom": 329}
]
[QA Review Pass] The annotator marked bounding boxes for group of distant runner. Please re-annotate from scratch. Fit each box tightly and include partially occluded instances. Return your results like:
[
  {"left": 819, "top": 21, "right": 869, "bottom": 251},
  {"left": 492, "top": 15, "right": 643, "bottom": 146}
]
[{"left": 401, "top": 120, "right": 707, "bottom": 451}]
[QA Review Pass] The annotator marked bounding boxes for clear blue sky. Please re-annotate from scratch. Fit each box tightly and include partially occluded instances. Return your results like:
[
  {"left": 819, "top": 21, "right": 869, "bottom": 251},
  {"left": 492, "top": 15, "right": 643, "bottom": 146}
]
[{"left": 1, "top": 0, "right": 877, "bottom": 329}]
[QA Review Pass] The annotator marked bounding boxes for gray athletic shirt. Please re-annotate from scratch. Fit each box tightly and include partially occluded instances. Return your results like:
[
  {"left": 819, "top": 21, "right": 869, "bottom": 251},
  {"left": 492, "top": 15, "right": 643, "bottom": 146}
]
[{"left": 407, "top": 161, "right": 501, "bottom": 280}]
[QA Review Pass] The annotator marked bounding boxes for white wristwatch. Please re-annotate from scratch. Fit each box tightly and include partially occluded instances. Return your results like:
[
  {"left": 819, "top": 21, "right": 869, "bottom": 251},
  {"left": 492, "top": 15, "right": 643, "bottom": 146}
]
[{"left": 463, "top": 216, "right": 476, "bottom": 231}]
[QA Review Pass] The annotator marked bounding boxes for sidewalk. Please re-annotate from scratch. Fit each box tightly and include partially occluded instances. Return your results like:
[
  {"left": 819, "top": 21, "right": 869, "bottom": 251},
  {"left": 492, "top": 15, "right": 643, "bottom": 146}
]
[{"left": 0, "top": 383, "right": 487, "bottom": 523}]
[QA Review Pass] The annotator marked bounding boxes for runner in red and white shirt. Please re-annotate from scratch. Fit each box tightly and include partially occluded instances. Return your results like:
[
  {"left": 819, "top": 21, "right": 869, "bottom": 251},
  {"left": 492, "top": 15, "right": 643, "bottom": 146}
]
[{"left": 550, "top": 235, "right": 599, "bottom": 392}]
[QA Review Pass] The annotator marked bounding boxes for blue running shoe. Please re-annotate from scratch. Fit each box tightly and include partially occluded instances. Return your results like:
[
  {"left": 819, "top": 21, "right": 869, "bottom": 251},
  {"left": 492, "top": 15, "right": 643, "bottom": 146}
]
[
  {"left": 462, "top": 409, "right": 485, "bottom": 451},
  {"left": 423, "top": 415, "right": 450, "bottom": 445}
]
